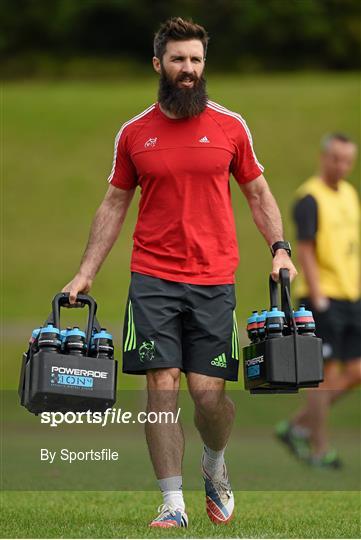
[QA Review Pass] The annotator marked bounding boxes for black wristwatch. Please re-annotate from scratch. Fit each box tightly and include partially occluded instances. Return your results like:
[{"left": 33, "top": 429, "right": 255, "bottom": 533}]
[{"left": 270, "top": 241, "right": 292, "bottom": 257}]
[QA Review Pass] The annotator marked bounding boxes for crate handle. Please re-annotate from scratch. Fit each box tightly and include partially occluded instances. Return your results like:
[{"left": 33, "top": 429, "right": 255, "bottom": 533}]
[
  {"left": 44, "top": 292, "right": 101, "bottom": 352},
  {"left": 269, "top": 268, "right": 293, "bottom": 327}
]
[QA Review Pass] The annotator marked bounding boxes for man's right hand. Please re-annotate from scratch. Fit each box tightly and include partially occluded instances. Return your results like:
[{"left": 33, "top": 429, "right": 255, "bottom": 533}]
[
  {"left": 311, "top": 296, "right": 330, "bottom": 313},
  {"left": 62, "top": 273, "right": 93, "bottom": 304}
]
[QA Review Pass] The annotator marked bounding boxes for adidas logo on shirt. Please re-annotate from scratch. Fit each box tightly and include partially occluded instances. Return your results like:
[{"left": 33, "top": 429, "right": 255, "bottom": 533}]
[
  {"left": 199, "top": 136, "right": 210, "bottom": 143},
  {"left": 211, "top": 353, "right": 227, "bottom": 368}
]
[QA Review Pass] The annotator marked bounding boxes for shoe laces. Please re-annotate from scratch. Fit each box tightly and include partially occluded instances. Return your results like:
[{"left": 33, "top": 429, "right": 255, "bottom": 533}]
[
  {"left": 213, "top": 476, "right": 232, "bottom": 498},
  {"left": 156, "top": 504, "right": 177, "bottom": 518},
  {"left": 207, "top": 464, "right": 232, "bottom": 499}
]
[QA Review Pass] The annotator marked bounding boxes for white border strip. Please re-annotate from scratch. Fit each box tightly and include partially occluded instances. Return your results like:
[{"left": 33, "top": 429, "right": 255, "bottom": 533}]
[
  {"left": 107, "top": 104, "right": 155, "bottom": 183},
  {"left": 207, "top": 100, "right": 264, "bottom": 172}
]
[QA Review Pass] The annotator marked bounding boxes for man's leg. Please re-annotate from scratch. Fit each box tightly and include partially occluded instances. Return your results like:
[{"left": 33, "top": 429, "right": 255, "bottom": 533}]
[
  {"left": 292, "top": 359, "right": 361, "bottom": 456},
  {"left": 297, "top": 361, "right": 339, "bottom": 456},
  {"left": 329, "top": 358, "right": 361, "bottom": 403},
  {"left": 187, "top": 372, "right": 235, "bottom": 524},
  {"left": 187, "top": 372, "right": 235, "bottom": 451},
  {"left": 146, "top": 367, "right": 183, "bottom": 479},
  {"left": 146, "top": 367, "right": 188, "bottom": 527},
  {"left": 292, "top": 361, "right": 340, "bottom": 456}
]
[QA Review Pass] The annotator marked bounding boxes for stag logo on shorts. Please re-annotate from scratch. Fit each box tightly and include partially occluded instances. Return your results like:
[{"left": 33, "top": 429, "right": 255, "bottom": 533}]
[{"left": 139, "top": 340, "right": 155, "bottom": 362}]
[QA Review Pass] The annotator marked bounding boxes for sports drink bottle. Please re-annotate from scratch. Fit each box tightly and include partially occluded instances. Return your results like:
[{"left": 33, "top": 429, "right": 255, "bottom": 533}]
[
  {"left": 91, "top": 329, "right": 114, "bottom": 359},
  {"left": 247, "top": 311, "right": 259, "bottom": 343},
  {"left": 28, "top": 328, "right": 41, "bottom": 354},
  {"left": 60, "top": 326, "right": 71, "bottom": 353},
  {"left": 29, "top": 328, "right": 41, "bottom": 344},
  {"left": 38, "top": 324, "right": 61, "bottom": 352},
  {"left": 265, "top": 307, "right": 285, "bottom": 338},
  {"left": 63, "top": 327, "right": 86, "bottom": 356},
  {"left": 293, "top": 305, "right": 316, "bottom": 336},
  {"left": 256, "top": 310, "right": 267, "bottom": 341}
]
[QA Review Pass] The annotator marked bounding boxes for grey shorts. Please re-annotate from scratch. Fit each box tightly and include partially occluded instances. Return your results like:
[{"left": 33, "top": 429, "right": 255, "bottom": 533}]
[{"left": 122, "top": 272, "right": 240, "bottom": 381}]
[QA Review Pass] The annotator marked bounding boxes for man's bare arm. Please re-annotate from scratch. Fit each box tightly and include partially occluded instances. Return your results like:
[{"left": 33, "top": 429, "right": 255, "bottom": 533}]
[
  {"left": 297, "top": 240, "right": 329, "bottom": 311},
  {"left": 62, "top": 185, "right": 135, "bottom": 302},
  {"left": 240, "top": 175, "right": 297, "bottom": 281}
]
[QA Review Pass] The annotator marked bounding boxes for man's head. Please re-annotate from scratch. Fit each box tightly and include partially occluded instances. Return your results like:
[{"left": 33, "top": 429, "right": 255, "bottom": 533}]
[
  {"left": 153, "top": 18, "right": 209, "bottom": 118},
  {"left": 320, "top": 133, "right": 357, "bottom": 186}
]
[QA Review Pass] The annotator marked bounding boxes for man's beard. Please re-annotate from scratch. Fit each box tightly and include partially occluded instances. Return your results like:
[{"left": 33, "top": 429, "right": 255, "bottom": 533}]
[{"left": 158, "top": 67, "right": 208, "bottom": 118}]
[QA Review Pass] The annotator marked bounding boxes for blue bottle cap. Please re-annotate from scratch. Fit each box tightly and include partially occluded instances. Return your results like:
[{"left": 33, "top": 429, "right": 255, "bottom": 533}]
[
  {"left": 66, "top": 327, "right": 86, "bottom": 338},
  {"left": 247, "top": 311, "right": 259, "bottom": 324},
  {"left": 266, "top": 307, "right": 285, "bottom": 318},
  {"left": 93, "top": 330, "right": 113, "bottom": 340},
  {"left": 40, "top": 324, "right": 60, "bottom": 334},
  {"left": 256, "top": 311, "right": 267, "bottom": 323},
  {"left": 293, "top": 306, "right": 313, "bottom": 317}
]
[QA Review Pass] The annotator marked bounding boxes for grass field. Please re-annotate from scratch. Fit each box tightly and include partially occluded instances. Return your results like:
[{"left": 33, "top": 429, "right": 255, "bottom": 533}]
[
  {"left": 1, "top": 491, "right": 360, "bottom": 538},
  {"left": 2, "top": 73, "right": 360, "bottom": 538}
]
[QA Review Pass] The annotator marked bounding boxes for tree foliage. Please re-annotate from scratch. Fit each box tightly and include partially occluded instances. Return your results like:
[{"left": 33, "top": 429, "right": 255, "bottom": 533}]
[{"left": 1, "top": 0, "right": 360, "bottom": 71}]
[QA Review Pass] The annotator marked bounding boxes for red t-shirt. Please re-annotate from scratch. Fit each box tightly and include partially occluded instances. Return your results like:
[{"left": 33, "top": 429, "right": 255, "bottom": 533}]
[{"left": 108, "top": 100, "right": 264, "bottom": 285}]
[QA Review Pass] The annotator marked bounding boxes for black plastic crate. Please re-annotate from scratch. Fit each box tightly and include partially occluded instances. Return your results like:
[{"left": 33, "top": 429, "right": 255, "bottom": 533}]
[
  {"left": 242, "top": 269, "right": 324, "bottom": 394},
  {"left": 19, "top": 293, "right": 118, "bottom": 414}
]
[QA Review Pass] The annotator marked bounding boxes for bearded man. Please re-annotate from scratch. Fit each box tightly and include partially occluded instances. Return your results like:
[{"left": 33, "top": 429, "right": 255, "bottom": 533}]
[{"left": 63, "top": 17, "right": 296, "bottom": 528}]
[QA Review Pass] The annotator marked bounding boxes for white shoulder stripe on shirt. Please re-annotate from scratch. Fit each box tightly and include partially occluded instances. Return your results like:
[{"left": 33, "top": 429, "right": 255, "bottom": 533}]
[
  {"left": 206, "top": 100, "right": 264, "bottom": 172},
  {"left": 107, "top": 104, "right": 156, "bottom": 183}
]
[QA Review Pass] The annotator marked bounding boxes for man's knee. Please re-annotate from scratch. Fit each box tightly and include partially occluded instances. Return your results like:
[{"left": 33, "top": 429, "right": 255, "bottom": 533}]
[
  {"left": 192, "top": 389, "right": 229, "bottom": 418},
  {"left": 187, "top": 374, "right": 231, "bottom": 418},
  {"left": 146, "top": 368, "right": 181, "bottom": 391}
]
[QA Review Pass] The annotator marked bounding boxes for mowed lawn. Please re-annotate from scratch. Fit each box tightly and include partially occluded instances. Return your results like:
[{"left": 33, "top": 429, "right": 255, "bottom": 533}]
[
  {"left": 1, "top": 491, "right": 360, "bottom": 538},
  {"left": 3, "top": 74, "right": 360, "bottom": 538}
]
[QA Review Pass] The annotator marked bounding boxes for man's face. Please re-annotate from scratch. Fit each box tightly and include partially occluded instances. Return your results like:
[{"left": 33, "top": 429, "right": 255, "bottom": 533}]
[
  {"left": 154, "top": 39, "right": 205, "bottom": 87},
  {"left": 321, "top": 140, "right": 357, "bottom": 184},
  {"left": 153, "top": 39, "right": 207, "bottom": 118}
]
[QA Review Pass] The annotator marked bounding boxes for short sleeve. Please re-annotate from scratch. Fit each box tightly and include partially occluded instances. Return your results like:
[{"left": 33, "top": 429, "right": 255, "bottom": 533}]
[
  {"left": 230, "top": 120, "right": 264, "bottom": 185},
  {"left": 293, "top": 195, "right": 318, "bottom": 241},
  {"left": 107, "top": 129, "right": 138, "bottom": 190}
]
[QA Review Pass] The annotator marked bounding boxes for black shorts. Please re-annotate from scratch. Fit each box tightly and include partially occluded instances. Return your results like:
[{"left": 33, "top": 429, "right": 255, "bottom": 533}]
[
  {"left": 300, "top": 298, "right": 361, "bottom": 362},
  {"left": 122, "top": 272, "right": 240, "bottom": 381}
]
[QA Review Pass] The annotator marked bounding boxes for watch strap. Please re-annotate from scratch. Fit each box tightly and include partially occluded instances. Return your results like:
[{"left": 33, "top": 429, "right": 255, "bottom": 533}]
[{"left": 271, "top": 241, "right": 292, "bottom": 257}]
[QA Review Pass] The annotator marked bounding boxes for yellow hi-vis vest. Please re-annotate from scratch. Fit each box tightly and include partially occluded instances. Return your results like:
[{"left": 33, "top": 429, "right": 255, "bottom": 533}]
[{"left": 295, "top": 176, "right": 360, "bottom": 301}]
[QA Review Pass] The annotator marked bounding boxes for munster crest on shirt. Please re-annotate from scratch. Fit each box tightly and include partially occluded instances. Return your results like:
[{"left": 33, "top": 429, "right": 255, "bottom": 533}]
[{"left": 144, "top": 137, "right": 158, "bottom": 148}]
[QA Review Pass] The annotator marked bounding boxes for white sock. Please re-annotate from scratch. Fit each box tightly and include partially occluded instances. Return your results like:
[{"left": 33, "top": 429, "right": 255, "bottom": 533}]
[
  {"left": 203, "top": 445, "right": 225, "bottom": 479},
  {"left": 158, "top": 476, "right": 185, "bottom": 512}
]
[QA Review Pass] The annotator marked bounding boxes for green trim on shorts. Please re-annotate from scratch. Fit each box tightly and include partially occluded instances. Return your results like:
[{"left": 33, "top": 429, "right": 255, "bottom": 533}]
[
  {"left": 232, "top": 310, "right": 239, "bottom": 360},
  {"left": 124, "top": 300, "right": 137, "bottom": 352}
]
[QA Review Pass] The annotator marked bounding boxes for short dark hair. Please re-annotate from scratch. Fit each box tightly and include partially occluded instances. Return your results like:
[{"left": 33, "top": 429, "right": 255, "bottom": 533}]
[
  {"left": 154, "top": 17, "right": 209, "bottom": 60},
  {"left": 321, "top": 132, "right": 355, "bottom": 151}
]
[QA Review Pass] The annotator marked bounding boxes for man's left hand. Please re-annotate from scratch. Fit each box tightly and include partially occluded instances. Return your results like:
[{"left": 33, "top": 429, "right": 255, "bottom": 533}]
[{"left": 271, "top": 250, "right": 298, "bottom": 282}]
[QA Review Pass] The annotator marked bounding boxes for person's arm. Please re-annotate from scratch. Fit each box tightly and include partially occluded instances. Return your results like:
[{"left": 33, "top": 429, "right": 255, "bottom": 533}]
[
  {"left": 296, "top": 241, "right": 328, "bottom": 310},
  {"left": 62, "top": 185, "right": 135, "bottom": 303},
  {"left": 240, "top": 174, "right": 298, "bottom": 281},
  {"left": 293, "top": 194, "right": 329, "bottom": 311}
]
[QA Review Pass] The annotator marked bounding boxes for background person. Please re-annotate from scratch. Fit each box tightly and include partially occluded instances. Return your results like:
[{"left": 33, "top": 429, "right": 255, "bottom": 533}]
[
  {"left": 62, "top": 17, "right": 296, "bottom": 528},
  {"left": 276, "top": 133, "right": 360, "bottom": 468}
]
